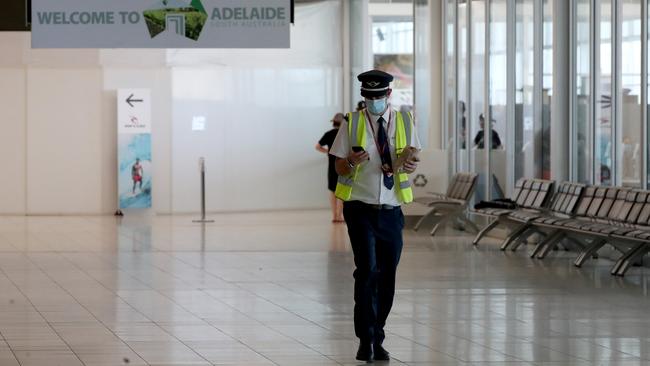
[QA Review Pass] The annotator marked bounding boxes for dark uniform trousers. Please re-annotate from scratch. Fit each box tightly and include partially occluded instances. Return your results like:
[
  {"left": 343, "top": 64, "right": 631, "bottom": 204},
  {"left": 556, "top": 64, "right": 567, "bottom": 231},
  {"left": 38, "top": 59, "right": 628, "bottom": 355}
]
[{"left": 343, "top": 200, "right": 405, "bottom": 344}]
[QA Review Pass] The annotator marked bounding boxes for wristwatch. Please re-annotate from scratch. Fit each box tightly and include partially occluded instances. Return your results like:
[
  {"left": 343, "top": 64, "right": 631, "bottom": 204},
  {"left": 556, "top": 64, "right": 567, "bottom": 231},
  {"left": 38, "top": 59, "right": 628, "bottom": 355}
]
[{"left": 347, "top": 158, "right": 355, "bottom": 169}]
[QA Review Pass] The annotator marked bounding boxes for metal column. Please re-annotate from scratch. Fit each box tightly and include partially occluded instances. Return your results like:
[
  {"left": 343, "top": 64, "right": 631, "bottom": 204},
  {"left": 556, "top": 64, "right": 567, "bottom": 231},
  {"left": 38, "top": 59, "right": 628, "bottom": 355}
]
[
  {"left": 485, "top": 0, "right": 492, "bottom": 199},
  {"left": 506, "top": 0, "right": 516, "bottom": 194},
  {"left": 590, "top": 0, "right": 597, "bottom": 185},
  {"left": 614, "top": 0, "right": 623, "bottom": 186},
  {"left": 193, "top": 158, "right": 214, "bottom": 224},
  {"left": 467, "top": 0, "right": 473, "bottom": 174},
  {"left": 642, "top": 0, "right": 648, "bottom": 189},
  {"left": 534, "top": 0, "right": 544, "bottom": 179}
]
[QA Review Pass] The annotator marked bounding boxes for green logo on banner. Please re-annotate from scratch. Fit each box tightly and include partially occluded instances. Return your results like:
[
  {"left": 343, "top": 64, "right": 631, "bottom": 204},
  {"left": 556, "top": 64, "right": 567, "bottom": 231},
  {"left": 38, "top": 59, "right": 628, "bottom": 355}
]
[{"left": 143, "top": 0, "right": 208, "bottom": 41}]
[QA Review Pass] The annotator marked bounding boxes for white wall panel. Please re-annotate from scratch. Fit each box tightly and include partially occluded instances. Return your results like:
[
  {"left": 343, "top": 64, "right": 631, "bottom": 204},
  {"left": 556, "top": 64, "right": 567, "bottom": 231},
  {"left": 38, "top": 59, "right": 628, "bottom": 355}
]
[
  {"left": 0, "top": 33, "right": 28, "bottom": 67},
  {"left": 171, "top": 1, "right": 343, "bottom": 213},
  {"left": 0, "top": 69, "right": 26, "bottom": 214},
  {"left": 24, "top": 49, "right": 100, "bottom": 68},
  {"left": 27, "top": 69, "right": 104, "bottom": 214},
  {"left": 100, "top": 49, "right": 167, "bottom": 68}
]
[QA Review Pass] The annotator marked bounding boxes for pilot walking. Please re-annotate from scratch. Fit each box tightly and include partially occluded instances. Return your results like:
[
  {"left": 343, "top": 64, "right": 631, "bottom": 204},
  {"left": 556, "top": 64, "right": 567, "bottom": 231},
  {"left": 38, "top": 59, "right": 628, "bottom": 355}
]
[{"left": 330, "top": 70, "right": 420, "bottom": 362}]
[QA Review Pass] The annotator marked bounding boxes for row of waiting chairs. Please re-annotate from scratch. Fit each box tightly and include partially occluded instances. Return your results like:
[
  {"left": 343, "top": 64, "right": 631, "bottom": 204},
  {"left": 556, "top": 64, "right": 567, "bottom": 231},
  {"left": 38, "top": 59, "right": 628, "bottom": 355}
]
[
  {"left": 413, "top": 173, "right": 479, "bottom": 236},
  {"left": 472, "top": 179, "right": 556, "bottom": 247},
  {"left": 472, "top": 178, "right": 650, "bottom": 276}
]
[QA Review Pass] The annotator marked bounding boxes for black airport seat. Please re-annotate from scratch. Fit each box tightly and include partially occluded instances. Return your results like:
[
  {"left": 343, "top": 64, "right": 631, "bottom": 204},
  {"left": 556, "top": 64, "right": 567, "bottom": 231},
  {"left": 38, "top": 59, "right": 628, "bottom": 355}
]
[
  {"left": 496, "top": 181, "right": 583, "bottom": 251},
  {"left": 471, "top": 178, "right": 554, "bottom": 246},
  {"left": 510, "top": 184, "right": 650, "bottom": 276}
]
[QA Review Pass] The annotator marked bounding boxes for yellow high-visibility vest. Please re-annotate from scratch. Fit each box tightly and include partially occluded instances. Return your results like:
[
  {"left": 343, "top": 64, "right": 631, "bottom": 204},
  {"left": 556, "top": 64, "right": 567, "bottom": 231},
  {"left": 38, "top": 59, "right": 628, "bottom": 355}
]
[{"left": 335, "top": 110, "right": 414, "bottom": 204}]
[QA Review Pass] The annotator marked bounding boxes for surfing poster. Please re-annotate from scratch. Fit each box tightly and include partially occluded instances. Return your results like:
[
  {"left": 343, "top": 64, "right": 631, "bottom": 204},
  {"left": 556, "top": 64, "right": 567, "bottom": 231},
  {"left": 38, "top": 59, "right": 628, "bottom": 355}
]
[{"left": 118, "top": 89, "right": 152, "bottom": 209}]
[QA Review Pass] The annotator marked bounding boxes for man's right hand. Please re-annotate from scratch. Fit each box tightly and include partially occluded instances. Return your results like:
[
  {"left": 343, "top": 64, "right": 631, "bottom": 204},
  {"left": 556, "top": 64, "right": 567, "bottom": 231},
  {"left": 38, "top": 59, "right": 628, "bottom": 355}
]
[{"left": 348, "top": 150, "right": 370, "bottom": 166}]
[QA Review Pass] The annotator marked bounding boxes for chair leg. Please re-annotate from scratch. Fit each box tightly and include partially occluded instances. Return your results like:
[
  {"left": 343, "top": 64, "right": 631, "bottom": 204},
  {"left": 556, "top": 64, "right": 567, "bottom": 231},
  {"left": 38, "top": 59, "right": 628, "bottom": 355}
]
[
  {"left": 537, "top": 235, "right": 566, "bottom": 259},
  {"left": 616, "top": 246, "right": 650, "bottom": 276},
  {"left": 413, "top": 208, "right": 437, "bottom": 232},
  {"left": 430, "top": 210, "right": 461, "bottom": 236},
  {"left": 613, "top": 244, "right": 648, "bottom": 276},
  {"left": 500, "top": 224, "right": 530, "bottom": 251},
  {"left": 514, "top": 230, "right": 548, "bottom": 252},
  {"left": 610, "top": 243, "right": 644, "bottom": 275},
  {"left": 451, "top": 214, "right": 479, "bottom": 234},
  {"left": 530, "top": 231, "right": 562, "bottom": 258},
  {"left": 509, "top": 231, "right": 530, "bottom": 252},
  {"left": 510, "top": 228, "right": 545, "bottom": 252},
  {"left": 430, "top": 222, "right": 442, "bottom": 236},
  {"left": 461, "top": 215, "right": 480, "bottom": 234},
  {"left": 472, "top": 219, "right": 500, "bottom": 246},
  {"left": 430, "top": 213, "right": 450, "bottom": 236},
  {"left": 574, "top": 239, "right": 607, "bottom": 268}
]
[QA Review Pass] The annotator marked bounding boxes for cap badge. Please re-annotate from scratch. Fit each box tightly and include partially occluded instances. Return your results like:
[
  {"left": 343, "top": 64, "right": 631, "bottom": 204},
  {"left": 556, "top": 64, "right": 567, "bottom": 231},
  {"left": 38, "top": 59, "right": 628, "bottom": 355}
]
[{"left": 367, "top": 81, "right": 381, "bottom": 87}]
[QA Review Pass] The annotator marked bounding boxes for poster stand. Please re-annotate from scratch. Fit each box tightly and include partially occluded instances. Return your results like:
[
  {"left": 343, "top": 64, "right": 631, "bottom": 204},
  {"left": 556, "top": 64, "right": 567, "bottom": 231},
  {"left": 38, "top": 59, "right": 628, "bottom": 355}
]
[{"left": 117, "top": 89, "right": 152, "bottom": 214}]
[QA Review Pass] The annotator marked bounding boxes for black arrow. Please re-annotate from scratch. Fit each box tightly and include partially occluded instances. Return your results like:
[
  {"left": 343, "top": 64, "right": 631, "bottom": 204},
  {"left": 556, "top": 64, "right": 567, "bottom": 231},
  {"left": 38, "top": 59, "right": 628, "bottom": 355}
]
[{"left": 126, "top": 94, "right": 144, "bottom": 107}]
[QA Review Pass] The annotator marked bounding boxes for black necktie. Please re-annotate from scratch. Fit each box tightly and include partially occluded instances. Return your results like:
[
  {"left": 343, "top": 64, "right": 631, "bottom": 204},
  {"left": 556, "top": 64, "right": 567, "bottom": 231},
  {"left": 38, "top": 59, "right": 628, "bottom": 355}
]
[{"left": 377, "top": 117, "right": 394, "bottom": 190}]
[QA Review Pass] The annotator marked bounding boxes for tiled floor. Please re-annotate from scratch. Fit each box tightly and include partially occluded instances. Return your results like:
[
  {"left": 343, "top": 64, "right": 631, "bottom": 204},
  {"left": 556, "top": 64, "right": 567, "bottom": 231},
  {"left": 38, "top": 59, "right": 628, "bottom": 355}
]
[{"left": 0, "top": 211, "right": 648, "bottom": 365}]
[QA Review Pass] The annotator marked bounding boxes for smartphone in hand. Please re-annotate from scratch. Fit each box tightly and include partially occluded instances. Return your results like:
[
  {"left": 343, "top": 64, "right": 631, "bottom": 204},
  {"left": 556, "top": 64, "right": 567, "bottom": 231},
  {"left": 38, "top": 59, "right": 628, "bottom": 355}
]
[{"left": 352, "top": 146, "right": 369, "bottom": 161}]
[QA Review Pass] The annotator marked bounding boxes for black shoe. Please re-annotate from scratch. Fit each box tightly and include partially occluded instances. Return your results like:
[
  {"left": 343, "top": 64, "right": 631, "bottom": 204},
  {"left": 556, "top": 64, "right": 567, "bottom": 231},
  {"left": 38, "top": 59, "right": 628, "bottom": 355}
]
[
  {"left": 373, "top": 344, "right": 390, "bottom": 361},
  {"left": 356, "top": 342, "right": 374, "bottom": 362}
]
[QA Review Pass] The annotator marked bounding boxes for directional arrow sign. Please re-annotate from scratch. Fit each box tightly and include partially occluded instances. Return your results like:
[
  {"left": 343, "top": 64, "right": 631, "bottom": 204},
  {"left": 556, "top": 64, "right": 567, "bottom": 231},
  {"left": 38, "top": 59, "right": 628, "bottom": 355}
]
[
  {"left": 126, "top": 93, "right": 144, "bottom": 108},
  {"left": 118, "top": 89, "right": 151, "bottom": 134}
]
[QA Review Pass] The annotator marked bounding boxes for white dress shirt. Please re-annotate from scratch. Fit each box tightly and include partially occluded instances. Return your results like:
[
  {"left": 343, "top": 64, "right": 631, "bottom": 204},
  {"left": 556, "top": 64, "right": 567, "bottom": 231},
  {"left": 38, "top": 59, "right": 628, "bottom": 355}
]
[{"left": 329, "top": 107, "right": 421, "bottom": 206}]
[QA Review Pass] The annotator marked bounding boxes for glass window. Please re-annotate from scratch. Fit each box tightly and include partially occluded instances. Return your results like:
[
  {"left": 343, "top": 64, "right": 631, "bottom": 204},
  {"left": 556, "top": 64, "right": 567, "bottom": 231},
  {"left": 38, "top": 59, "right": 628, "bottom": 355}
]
[
  {"left": 595, "top": 0, "right": 613, "bottom": 185},
  {"left": 443, "top": 0, "right": 555, "bottom": 191},
  {"left": 620, "top": 0, "right": 643, "bottom": 187},
  {"left": 414, "top": 0, "right": 431, "bottom": 149},
  {"left": 490, "top": 0, "right": 508, "bottom": 198},
  {"left": 471, "top": 0, "right": 488, "bottom": 201},
  {"left": 442, "top": 0, "right": 650, "bottom": 191},
  {"left": 574, "top": 0, "right": 591, "bottom": 183},
  {"left": 457, "top": 1, "right": 470, "bottom": 172},
  {"left": 515, "top": 0, "right": 537, "bottom": 180},
  {"left": 644, "top": 0, "right": 650, "bottom": 189},
  {"left": 542, "top": 0, "right": 553, "bottom": 180},
  {"left": 446, "top": 0, "right": 456, "bottom": 152},
  {"left": 372, "top": 20, "right": 414, "bottom": 111},
  {"left": 372, "top": 21, "right": 414, "bottom": 54}
]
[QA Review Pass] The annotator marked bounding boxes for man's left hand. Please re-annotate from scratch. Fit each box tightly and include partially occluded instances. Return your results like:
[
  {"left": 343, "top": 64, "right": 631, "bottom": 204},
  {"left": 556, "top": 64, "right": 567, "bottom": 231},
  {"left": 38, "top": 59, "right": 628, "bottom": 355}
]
[{"left": 402, "top": 161, "right": 418, "bottom": 174}]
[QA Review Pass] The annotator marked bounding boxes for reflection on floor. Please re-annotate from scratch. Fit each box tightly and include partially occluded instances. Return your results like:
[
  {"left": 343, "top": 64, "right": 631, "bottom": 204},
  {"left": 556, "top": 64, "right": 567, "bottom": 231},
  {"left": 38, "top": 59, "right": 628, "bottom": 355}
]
[{"left": 0, "top": 211, "right": 648, "bottom": 365}]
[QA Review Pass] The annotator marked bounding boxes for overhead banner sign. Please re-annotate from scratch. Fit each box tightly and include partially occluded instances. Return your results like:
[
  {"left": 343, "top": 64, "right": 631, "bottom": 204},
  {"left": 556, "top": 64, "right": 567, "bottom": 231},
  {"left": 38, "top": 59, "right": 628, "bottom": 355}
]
[
  {"left": 32, "top": 0, "right": 290, "bottom": 48},
  {"left": 118, "top": 89, "right": 152, "bottom": 209}
]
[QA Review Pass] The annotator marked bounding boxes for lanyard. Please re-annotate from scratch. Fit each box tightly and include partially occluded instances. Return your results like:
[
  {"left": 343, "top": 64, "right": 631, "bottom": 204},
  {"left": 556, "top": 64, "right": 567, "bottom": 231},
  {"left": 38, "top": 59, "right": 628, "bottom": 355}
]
[{"left": 365, "top": 109, "right": 392, "bottom": 156}]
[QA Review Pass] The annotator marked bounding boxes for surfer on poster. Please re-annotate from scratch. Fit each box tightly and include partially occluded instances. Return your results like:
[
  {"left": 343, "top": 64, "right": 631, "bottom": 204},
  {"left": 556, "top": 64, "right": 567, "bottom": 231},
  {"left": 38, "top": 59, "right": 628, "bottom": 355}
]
[{"left": 132, "top": 158, "right": 144, "bottom": 195}]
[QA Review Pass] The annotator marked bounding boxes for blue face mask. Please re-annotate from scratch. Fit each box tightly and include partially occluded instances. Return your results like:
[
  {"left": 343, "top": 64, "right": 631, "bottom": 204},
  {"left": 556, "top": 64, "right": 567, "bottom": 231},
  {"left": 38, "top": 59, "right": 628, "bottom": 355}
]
[{"left": 366, "top": 98, "right": 387, "bottom": 115}]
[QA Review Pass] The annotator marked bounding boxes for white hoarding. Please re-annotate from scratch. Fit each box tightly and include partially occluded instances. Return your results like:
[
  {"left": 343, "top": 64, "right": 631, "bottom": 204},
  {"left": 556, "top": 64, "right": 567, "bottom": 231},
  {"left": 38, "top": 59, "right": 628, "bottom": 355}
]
[{"left": 117, "top": 89, "right": 152, "bottom": 209}]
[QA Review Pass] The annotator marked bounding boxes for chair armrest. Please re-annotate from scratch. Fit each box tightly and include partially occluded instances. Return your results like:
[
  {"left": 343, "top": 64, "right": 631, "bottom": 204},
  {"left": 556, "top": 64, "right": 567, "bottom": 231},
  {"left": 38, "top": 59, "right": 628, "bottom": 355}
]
[
  {"left": 415, "top": 195, "right": 450, "bottom": 203},
  {"left": 427, "top": 200, "right": 464, "bottom": 207}
]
